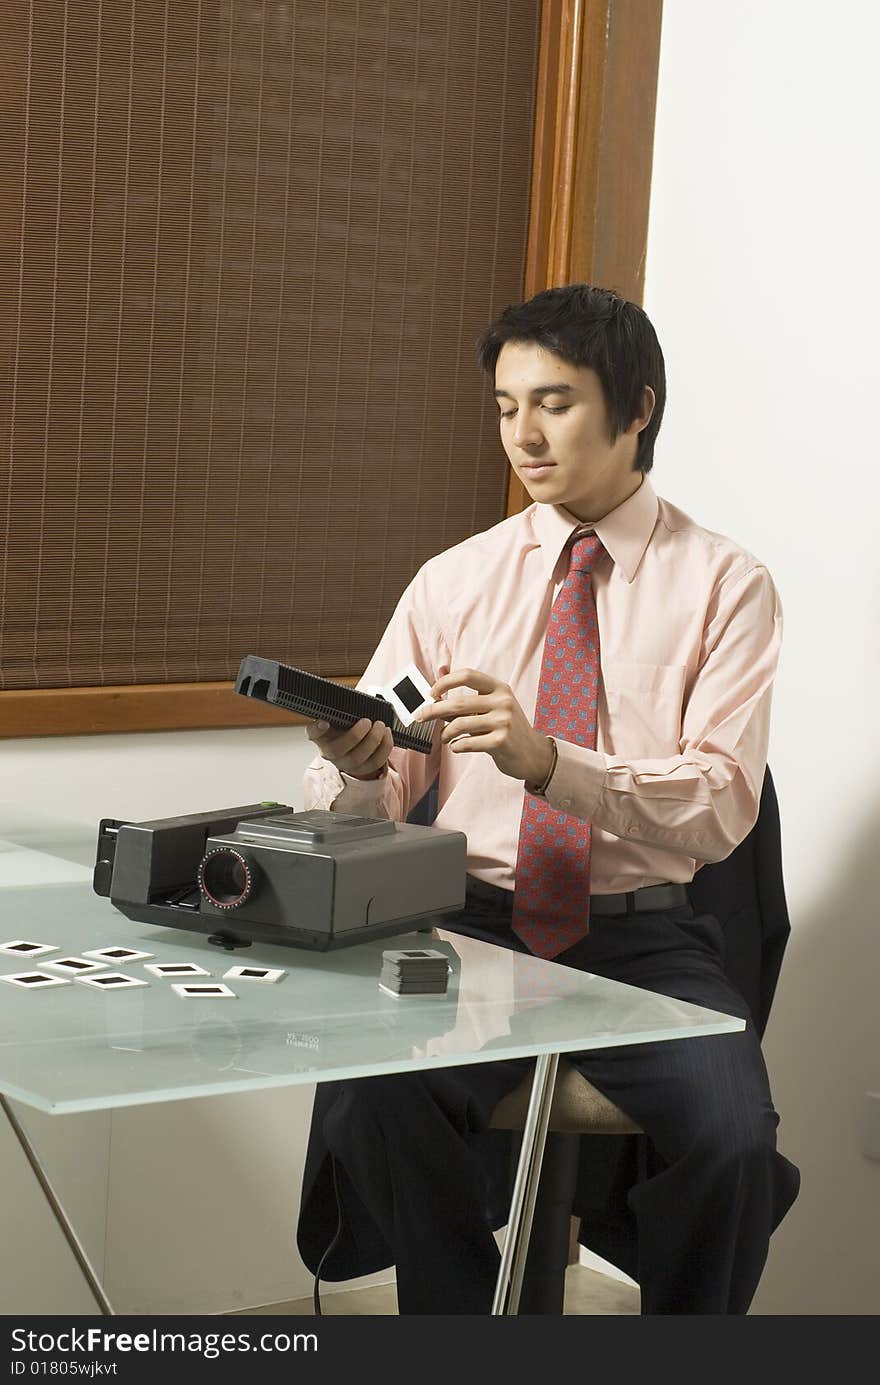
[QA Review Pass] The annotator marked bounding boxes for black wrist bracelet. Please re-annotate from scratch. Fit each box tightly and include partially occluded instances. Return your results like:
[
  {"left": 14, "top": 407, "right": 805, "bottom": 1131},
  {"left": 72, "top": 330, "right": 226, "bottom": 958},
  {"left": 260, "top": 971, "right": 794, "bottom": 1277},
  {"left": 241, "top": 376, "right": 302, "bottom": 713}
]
[{"left": 528, "top": 736, "right": 557, "bottom": 797}]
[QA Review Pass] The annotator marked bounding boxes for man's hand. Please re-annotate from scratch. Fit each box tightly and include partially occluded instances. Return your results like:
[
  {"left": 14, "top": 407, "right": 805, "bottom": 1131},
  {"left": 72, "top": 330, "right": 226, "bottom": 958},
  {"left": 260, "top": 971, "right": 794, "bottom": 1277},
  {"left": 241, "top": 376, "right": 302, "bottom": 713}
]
[
  {"left": 305, "top": 717, "right": 394, "bottom": 781},
  {"left": 414, "top": 668, "right": 554, "bottom": 787}
]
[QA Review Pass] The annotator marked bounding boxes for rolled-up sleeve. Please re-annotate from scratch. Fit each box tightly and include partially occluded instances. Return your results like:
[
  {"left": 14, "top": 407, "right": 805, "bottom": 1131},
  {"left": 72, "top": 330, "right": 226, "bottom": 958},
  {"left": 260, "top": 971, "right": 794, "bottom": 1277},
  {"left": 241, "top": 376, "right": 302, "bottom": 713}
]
[
  {"left": 546, "top": 565, "right": 783, "bottom": 862},
  {"left": 302, "top": 564, "right": 449, "bottom": 823}
]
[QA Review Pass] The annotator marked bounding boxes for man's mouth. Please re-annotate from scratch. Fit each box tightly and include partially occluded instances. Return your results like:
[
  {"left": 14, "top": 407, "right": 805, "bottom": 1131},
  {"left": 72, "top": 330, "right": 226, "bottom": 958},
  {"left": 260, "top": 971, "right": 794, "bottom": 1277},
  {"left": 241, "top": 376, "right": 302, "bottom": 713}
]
[{"left": 520, "top": 463, "right": 557, "bottom": 478}]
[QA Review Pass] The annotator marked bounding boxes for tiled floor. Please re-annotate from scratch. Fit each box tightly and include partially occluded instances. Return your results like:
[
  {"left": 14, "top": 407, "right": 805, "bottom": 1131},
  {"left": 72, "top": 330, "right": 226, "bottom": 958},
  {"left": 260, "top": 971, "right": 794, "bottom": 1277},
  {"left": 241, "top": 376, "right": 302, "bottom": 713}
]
[{"left": 231, "top": 1264, "right": 640, "bottom": 1316}]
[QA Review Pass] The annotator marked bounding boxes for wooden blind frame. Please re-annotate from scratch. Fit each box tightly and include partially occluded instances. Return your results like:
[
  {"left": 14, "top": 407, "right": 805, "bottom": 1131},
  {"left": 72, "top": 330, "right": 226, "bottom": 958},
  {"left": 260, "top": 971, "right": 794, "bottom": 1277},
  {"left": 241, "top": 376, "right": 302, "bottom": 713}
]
[
  {"left": 1, "top": 0, "right": 662, "bottom": 739},
  {"left": 508, "top": 0, "right": 663, "bottom": 516}
]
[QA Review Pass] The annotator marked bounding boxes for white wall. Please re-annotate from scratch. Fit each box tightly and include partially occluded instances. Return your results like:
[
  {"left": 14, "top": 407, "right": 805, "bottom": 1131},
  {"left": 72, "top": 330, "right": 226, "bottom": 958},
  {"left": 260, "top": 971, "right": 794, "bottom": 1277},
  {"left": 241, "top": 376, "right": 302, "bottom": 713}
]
[{"left": 643, "top": 0, "right": 880, "bottom": 1313}]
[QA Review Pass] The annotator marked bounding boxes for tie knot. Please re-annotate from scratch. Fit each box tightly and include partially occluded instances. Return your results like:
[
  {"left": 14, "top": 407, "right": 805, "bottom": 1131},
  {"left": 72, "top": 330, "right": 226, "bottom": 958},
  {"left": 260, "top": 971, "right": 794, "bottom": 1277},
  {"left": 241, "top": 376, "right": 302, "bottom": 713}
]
[{"left": 568, "top": 533, "right": 603, "bottom": 573}]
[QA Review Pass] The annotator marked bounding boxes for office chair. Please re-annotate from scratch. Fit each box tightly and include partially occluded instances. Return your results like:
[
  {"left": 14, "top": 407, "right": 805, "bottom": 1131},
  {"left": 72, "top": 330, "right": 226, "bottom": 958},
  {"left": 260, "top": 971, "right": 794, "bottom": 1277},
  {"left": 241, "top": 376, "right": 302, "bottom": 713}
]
[
  {"left": 410, "top": 763, "right": 789, "bottom": 1315},
  {"left": 486, "top": 764, "right": 790, "bottom": 1314},
  {"left": 490, "top": 1059, "right": 641, "bottom": 1312}
]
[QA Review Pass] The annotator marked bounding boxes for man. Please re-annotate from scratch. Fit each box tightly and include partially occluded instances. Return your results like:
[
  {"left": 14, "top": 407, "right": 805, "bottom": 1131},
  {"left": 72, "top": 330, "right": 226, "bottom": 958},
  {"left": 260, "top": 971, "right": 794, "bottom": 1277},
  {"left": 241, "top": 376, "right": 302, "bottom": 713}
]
[{"left": 297, "top": 283, "right": 800, "bottom": 1314}]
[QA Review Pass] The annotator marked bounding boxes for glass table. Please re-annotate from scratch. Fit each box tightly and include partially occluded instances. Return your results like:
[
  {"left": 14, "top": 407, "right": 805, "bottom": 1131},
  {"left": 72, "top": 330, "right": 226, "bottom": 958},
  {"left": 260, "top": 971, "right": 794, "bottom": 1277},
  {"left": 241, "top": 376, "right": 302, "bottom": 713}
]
[{"left": 0, "top": 834, "right": 745, "bottom": 1316}]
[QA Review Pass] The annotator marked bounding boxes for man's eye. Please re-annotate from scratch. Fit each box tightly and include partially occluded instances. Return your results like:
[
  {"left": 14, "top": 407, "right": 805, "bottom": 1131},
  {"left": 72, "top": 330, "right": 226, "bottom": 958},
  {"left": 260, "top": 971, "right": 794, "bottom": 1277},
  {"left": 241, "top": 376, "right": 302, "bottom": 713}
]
[{"left": 498, "top": 405, "right": 569, "bottom": 419}]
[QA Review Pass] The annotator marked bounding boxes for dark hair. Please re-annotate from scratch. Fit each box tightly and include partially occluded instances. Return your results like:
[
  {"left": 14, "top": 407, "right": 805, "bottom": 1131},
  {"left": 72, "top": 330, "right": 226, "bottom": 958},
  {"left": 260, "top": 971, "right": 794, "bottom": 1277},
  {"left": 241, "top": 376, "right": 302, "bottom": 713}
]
[{"left": 475, "top": 283, "right": 666, "bottom": 473}]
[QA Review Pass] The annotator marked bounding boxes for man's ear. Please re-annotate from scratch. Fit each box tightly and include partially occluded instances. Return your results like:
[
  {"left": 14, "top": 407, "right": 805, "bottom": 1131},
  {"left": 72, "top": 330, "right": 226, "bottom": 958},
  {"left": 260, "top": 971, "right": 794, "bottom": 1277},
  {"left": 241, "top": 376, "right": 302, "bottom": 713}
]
[{"left": 627, "top": 385, "right": 655, "bottom": 435}]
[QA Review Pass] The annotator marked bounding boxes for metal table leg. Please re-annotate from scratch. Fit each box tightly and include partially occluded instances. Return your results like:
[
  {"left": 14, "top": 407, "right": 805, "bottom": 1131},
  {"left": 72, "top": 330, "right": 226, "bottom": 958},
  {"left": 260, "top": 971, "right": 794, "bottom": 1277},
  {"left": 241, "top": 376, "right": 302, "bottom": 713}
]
[
  {"left": 0, "top": 1094, "right": 115, "bottom": 1315},
  {"left": 491, "top": 1051, "right": 559, "bottom": 1315}
]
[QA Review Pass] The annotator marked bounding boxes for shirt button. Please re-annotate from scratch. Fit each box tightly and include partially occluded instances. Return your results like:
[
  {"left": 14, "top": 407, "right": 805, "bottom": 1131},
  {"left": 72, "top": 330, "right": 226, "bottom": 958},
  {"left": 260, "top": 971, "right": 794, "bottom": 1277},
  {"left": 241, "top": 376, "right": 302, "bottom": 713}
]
[
  {"left": 627, "top": 825, "right": 639, "bottom": 834},
  {"left": 560, "top": 798, "right": 572, "bottom": 809}
]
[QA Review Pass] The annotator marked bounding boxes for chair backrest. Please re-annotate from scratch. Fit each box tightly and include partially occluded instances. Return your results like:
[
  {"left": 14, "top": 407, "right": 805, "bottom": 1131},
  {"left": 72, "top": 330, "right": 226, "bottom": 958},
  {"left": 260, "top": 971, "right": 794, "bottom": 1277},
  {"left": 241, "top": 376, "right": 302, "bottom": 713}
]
[
  {"left": 405, "top": 777, "right": 440, "bottom": 828},
  {"left": 685, "top": 765, "right": 789, "bottom": 1038}
]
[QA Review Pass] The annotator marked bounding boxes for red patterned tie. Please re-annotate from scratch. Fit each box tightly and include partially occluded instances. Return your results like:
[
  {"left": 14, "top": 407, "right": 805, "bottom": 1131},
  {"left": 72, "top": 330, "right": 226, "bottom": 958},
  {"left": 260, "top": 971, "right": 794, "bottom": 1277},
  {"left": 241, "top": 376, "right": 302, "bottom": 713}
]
[{"left": 512, "top": 533, "right": 603, "bottom": 959}]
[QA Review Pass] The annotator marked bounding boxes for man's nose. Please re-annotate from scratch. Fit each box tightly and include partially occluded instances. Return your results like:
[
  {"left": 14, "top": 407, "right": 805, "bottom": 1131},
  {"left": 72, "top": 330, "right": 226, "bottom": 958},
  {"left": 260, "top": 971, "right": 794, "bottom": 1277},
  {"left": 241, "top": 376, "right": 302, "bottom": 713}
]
[{"left": 513, "top": 412, "right": 544, "bottom": 448}]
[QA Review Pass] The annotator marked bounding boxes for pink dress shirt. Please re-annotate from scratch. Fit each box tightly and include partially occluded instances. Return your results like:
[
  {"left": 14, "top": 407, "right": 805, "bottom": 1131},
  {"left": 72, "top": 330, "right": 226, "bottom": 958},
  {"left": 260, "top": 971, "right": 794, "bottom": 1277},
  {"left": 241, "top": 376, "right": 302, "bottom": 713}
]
[{"left": 303, "top": 475, "right": 783, "bottom": 895}]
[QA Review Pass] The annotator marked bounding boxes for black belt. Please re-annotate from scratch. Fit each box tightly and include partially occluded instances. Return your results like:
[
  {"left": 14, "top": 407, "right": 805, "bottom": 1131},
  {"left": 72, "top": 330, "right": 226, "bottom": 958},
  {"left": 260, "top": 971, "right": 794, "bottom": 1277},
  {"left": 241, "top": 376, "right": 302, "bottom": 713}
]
[{"left": 465, "top": 875, "right": 689, "bottom": 917}]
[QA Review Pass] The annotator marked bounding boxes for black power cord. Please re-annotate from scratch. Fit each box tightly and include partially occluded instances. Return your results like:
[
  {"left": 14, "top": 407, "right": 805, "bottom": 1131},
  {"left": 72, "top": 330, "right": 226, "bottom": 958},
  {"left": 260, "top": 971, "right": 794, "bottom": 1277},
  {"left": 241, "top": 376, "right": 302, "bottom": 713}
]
[{"left": 312, "top": 1154, "right": 344, "bottom": 1316}]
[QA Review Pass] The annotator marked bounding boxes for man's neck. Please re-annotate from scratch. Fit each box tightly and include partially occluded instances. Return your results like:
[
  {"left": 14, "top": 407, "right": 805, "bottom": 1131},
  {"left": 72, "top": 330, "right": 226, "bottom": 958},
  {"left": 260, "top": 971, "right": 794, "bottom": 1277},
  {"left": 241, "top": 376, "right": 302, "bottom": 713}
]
[{"left": 561, "top": 471, "right": 644, "bottom": 526}]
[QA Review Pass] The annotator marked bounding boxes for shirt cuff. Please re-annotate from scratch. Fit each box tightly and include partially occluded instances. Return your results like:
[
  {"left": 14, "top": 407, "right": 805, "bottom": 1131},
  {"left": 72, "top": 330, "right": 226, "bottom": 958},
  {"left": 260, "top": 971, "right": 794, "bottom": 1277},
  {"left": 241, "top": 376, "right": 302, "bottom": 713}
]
[
  {"left": 323, "top": 765, "right": 392, "bottom": 816},
  {"left": 543, "top": 740, "right": 607, "bottom": 822}
]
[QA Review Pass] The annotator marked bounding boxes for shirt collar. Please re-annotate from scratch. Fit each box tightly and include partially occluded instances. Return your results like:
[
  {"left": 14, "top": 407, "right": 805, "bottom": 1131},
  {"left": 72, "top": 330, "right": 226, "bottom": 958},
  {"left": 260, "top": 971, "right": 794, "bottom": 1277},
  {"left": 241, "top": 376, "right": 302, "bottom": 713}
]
[{"left": 530, "top": 473, "right": 659, "bottom": 584}]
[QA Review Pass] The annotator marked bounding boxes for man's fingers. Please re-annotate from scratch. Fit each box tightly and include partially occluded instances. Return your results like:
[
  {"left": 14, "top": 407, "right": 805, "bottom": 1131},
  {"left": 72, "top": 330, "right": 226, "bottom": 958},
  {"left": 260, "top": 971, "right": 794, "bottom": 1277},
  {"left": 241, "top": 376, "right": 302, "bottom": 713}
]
[
  {"left": 309, "top": 715, "right": 375, "bottom": 753},
  {"left": 309, "top": 718, "right": 393, "bottom": 779},
  {"left": 325, "top": 717, "right": 368, "bottom": 756},
  {"left": 354, "top": 727, "right": 394, "bottom": 775},
  {"left": 439, "top": 713, "right": 497, "bottom": 744},
  {"left": 342, "top": 719, "right": 384, "bottom": 766},
  {"left": 417, "top": 692, "right": 490, "bottom": 724},
  {"left": 429, "top": 667, "right": 496, "bottom": 700},
  {"left": 447, "top": 730, "right": 494, "bottom": 751}
]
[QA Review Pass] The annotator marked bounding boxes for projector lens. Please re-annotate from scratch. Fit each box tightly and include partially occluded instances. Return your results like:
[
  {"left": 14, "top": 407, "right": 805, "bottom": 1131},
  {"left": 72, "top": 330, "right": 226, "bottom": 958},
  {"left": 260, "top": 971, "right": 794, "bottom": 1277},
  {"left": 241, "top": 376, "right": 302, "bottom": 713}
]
[{"left": 198, "top": 848, "right": 255, "bottom": 909}]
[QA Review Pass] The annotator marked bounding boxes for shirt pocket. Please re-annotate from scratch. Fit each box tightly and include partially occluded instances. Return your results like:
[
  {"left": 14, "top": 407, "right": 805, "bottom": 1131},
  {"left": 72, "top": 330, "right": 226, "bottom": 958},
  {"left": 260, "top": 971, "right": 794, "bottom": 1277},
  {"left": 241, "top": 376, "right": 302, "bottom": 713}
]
[{"left": 601, "top": 661, "right": 688, "bottom": 757}]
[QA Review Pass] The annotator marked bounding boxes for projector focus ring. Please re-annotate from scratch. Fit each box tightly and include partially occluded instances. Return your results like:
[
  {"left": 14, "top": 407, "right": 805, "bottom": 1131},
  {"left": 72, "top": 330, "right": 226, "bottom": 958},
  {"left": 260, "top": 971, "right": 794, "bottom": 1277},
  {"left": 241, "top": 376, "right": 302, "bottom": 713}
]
[{"left": 197, "top": 848, "right": 255, "bottom": 910}]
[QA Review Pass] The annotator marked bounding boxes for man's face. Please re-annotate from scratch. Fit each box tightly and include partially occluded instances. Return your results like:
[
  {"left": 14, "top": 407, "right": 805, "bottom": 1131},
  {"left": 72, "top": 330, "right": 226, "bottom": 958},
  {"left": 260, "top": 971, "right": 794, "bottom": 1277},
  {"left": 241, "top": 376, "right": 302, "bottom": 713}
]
[{"left": 493, "top": 341, "right": 652, "bottom": 522}]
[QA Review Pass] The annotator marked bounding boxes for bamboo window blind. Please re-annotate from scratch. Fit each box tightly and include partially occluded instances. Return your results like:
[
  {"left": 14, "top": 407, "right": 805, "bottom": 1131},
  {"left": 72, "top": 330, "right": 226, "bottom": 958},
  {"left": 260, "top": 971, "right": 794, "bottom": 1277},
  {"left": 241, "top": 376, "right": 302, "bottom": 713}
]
[{"left": 0, "top": 0, "right": 540, "bottom": 693}]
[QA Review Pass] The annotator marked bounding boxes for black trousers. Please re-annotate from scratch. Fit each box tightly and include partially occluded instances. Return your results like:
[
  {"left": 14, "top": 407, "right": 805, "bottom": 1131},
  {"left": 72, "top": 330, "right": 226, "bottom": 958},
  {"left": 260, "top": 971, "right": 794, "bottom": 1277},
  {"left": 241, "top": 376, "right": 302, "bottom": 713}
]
[{"left": 311, "top": 883, "right": 800, "bottom": 1315}]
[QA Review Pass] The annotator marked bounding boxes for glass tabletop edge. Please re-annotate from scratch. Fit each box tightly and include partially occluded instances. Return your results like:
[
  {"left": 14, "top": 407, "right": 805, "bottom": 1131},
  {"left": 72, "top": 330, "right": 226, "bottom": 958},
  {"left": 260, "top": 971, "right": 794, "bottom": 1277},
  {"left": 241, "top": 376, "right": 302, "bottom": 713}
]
[{"left": 1, "top": 1015, "right": 745, "bottom": 1116}]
